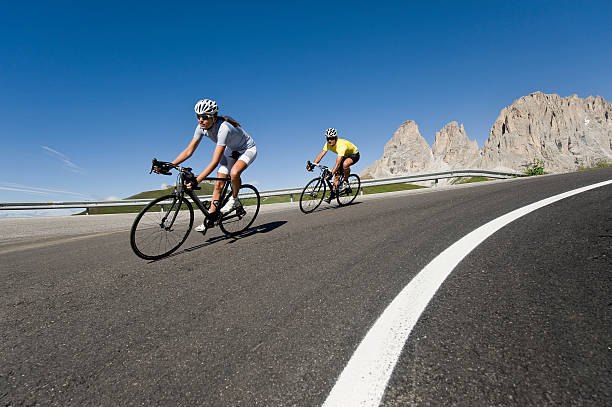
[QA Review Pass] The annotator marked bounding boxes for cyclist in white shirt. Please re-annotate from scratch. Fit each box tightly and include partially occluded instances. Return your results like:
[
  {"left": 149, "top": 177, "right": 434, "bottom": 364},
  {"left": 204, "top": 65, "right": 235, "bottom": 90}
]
[{"left": 171, "top": 99, "right": 257, "bottom": 231}]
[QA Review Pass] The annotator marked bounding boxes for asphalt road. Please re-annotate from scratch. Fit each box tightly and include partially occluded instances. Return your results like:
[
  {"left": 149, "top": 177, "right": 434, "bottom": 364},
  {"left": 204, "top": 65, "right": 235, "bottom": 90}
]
[{"left": 2, "top": 168, "right": 611, "bottom": 406}]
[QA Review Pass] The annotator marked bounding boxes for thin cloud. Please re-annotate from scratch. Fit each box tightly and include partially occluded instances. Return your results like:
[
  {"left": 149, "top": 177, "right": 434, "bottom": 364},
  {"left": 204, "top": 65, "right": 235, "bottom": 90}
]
[
  {"left": 0, "top": 208, "right": 83, "bottom": 218},
  {"left": 0, "top": 183, "right": 92, "bottom": 199},
  {"left": 41, "top": 145, "right": 85, "bottom": 174},
  {"left": 0, "top": 186, "right": 50, "bottom": 195}
]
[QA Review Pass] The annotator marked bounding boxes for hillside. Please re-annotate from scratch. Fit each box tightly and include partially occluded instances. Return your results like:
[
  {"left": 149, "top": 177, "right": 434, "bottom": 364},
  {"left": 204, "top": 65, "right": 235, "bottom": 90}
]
[
  {"left": 78, "top": 183, "right": 216, "bottom": 215},
  {"left": 126, "top": 183, "right": 215, "bottom": 199}
]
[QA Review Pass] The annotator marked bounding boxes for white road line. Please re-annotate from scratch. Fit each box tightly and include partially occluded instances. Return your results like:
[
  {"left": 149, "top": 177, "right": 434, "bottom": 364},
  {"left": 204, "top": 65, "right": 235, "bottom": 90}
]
[{"left": 323, "top": 179, "right": 612, "bottom": 407}]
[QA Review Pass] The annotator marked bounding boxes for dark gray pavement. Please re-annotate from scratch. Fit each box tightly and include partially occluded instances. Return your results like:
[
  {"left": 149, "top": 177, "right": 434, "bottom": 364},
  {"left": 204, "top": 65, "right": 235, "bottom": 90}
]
[{"left": 1, "top": 168, "right": 611, "bottom": 406}]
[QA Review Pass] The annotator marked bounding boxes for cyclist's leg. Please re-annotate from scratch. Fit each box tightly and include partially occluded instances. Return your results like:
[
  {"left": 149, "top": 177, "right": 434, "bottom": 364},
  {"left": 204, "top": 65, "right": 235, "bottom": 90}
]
[
  {"left": 333, "top": 157, "right": 348, "bottom": 192},
  {"left": 342, "top": 157, "right": 354, "bottom": 178},
  {"left": 229, "top": 147, "right": 257, "bottom": 198},
  {"left": 333, "top": 173, "right": 341, "bottom": 191},
  {"left": 340, "top": 156, "right": 355, "bottom": 188},
  {"left": 340, "top": 153, "right": 359, "bottom": 191},
  {"left": 229, "top": 160, "right": 246, "bottom": 198},
  {"left": 342, "top": 152, "right": 359, "bottom": 180},
  {"left": 210, "top": 175, "right": 226, "bottom": 213},
  {"left": 213, "top": 153, "right": 233, "bottom": 213}
]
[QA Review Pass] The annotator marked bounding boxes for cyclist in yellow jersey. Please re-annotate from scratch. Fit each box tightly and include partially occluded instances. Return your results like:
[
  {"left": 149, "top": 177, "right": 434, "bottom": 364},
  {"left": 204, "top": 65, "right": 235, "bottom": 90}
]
[{"left": 308, "top": 128, "right": 360, "bottom": 202}]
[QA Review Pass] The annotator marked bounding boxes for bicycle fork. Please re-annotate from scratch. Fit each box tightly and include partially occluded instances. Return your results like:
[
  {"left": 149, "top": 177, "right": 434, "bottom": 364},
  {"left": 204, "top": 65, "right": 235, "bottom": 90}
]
[{"left": 160, "top": 196, "right": 181, "bottom": 231}]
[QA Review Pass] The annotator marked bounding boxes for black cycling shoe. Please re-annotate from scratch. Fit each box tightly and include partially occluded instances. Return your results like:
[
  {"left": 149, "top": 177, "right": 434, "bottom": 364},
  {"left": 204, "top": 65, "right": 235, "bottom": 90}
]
[
  {"left": 324, "top": 192, "right": 336, "bottom": 203},
  {"left": 205, "top": 211, "right": 220, "bottom": 228}
]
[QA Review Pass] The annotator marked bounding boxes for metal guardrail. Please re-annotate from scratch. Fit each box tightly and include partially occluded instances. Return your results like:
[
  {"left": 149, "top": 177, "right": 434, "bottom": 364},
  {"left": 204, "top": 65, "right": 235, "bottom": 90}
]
[{"left": 0, "top": 169, "right": 522, "bottom": 213}]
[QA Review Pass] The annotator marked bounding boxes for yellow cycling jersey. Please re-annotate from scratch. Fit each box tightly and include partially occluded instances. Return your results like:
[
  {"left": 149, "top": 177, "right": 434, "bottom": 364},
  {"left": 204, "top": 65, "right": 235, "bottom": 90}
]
[{"left": 323, "top": 138, "right": 359, "bottom": 157}]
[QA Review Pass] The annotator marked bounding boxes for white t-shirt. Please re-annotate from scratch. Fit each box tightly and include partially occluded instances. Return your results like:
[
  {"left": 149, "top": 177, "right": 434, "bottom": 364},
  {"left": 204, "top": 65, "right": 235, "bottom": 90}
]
[{"left": 193, "top": 119, "right": 255, "bottom": 152}]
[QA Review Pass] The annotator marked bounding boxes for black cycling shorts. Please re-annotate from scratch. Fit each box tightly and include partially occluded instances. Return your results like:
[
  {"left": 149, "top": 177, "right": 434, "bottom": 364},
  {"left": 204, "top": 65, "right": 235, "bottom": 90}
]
[{"left": 341, "top": 152, "right": 360, "bottom": 166}]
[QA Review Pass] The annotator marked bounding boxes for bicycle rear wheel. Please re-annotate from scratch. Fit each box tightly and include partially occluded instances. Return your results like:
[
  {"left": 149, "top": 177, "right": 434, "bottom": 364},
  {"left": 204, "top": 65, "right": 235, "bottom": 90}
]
[
  {"left": 219, "top": 184, "right": 260, "bottom": 236},
  {"left": 336, "top": 174, "right": 361, "bottom": 206},
  {"left": 299, "top": 177, "right": 326, "bottom": 213},
  {"left": 130, "top": 194, "right": 194, "bottom": 260}
]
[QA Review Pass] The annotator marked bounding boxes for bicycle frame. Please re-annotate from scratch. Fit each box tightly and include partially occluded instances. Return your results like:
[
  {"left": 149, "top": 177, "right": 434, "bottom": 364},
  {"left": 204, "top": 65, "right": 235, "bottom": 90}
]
[
  {"left": 312, "top": 165, "right": 346, "bottom": 192},
  {"left": 176, "top": 173, "right": 232, "bottom": 221}
]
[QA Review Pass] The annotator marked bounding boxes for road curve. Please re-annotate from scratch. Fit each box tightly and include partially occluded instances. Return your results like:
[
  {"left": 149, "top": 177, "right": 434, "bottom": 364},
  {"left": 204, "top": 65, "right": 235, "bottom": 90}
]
[{"left": 1, "top": 167, "right": 611, "bottom": 406}]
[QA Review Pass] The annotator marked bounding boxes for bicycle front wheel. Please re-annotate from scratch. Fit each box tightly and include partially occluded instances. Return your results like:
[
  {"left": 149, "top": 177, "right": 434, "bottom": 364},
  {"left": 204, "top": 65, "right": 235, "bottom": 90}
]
[
  {"left": 130, "top": 194, "right": 194, "bottom": 260},
  {"left": 219, "top": 184, "right": 260, "bottom": 237},
  {"left": 336, "top": 174, "right": 361, "bottom": 206},
  {"left": 299, "top": 177, "right": 326, "bottom": 213}
]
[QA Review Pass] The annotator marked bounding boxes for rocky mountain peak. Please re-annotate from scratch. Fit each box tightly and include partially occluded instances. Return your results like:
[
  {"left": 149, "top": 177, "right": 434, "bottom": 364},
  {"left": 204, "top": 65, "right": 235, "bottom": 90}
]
[
  {"left": 361, "top": 120, "right": 433, "bottom": 178},
  {"left": 481, "top": 92, "right": 612, "bottom": 172},
  {"left": 432, "top": 121, "right": 480, "bottom": 169},
  {"left": 361, "top": 92, "right": 612, "bottom": 179}
]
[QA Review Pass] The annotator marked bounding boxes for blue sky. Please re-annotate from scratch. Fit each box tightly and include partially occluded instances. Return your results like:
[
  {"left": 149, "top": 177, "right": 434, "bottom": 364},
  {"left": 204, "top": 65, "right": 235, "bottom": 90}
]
[{"left": 1, "top": 0, "right": 611, "bottom": 216}]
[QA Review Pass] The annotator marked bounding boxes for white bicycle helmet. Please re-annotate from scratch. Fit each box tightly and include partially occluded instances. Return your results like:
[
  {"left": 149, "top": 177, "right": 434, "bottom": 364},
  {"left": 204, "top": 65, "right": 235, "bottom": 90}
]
[
  {"left": 194, "top": 99, "right": 219, "bottom": 116},
  {"left": 325, "top": 128, "right": 338, "bottom": 138}
]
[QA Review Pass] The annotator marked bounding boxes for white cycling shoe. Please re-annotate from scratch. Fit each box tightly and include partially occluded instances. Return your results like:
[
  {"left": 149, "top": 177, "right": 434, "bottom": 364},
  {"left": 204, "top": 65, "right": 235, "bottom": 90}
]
[
  {"left": 194, "top": 222, "right": 206, "bottom": 232},
  {"left": 221, "top": 196, "right": 240, "bottom": 214}
]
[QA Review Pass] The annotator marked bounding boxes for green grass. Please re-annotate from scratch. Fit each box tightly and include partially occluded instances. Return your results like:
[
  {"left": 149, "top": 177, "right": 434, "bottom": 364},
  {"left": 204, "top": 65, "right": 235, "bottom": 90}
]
[
  {"left": 261, "top": 195, "right": 295, "bottom": 204},
  {"left": 451, "top": 176, "right": 493, "bottom": 184},
  {"left": 578, "top": 161, "right": 612, "bottom": 171},
  {"left": 361, "top": 183, "right": 427, "bottom": 194},
  {"left": 127, "top": 183, "right": 215, "bottom": 199},
  {"left": 76, "top": 181, "right": 430, "bottom": 215},
  {"left": 76, "top": 183, "right": 216, "bottom": 215}
]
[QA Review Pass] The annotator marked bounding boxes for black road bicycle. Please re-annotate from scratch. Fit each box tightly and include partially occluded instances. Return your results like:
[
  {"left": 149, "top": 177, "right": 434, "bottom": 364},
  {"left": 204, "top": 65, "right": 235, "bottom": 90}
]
[
  {"left": 130, "top": 159, "right": 260, "bottom": 260},
  {"left": 299, "top": 161, "right": 361, "bottom": 213}
]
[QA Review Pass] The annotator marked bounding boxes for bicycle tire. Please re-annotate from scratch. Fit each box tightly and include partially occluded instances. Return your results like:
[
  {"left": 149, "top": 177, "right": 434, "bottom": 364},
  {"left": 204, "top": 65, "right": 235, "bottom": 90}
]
[
  {"left": 336, "top": 174, "right": 361, "bottom": 206},
  {"left": 130, "top": 194, "right": 194, "bottom": 260},
  {"left": 299, "top": 177, "right": 326, "bottom": 213},
  {"left": 219, "top": 184, "right": 260, "bottom": 236}
]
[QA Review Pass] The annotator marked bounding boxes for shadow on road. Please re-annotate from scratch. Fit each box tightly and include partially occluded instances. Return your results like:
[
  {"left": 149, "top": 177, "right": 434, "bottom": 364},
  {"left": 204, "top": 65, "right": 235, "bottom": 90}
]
[
  {"left": 222, "top": 220, "right": 287, "bottom": 242},
  {"left": 148, "top": 221, "right": 287, "bottom": 262},
  {"left": 306, "top": 201, "right": 362, "bottom": 213}
]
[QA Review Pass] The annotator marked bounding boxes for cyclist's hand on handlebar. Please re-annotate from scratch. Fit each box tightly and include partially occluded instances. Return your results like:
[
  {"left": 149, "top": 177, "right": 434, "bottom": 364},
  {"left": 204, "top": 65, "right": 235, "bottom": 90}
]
[
  {"left": 152, "top": 166, "right": 170, "bottom": 175},
  {"left": 184, "top": 178, "right": 198, "bottom": 190},
  {"left": 183, "top": 172, "right": 200, "bottom": 190},
  {"left": 151, "top": 159, "right": 172, "bottom": 175}
]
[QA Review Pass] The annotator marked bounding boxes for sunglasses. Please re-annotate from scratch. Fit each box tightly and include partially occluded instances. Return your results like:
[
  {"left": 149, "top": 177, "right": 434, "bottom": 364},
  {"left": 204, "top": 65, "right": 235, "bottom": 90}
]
[
  {"left": 326, "top": 137, "right": 337, "bottom": 141},
  {"left": 197, "top": 114, "right": 212, "bottom": 120}
]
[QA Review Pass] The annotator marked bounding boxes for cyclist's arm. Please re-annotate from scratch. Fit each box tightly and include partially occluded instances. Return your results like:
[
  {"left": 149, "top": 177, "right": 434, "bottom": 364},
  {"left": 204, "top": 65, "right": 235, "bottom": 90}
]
[
  {"left": 331, "top": 154, "right": 343, "bottom": 176},
  {"left": 195, "top": 145, "right": 225, "bottom": 183},
  {"left": 313, "top": 150, "right": 327, "bottom": 164},
  {"left": 172, "top": 137, "right": 202, "bottom": 165}
]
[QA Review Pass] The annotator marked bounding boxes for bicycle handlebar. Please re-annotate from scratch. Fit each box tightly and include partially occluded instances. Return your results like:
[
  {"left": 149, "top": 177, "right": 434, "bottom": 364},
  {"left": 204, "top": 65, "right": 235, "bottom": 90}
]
[
  {"left": 149, "top": 158, "right": 201, "bottom": 189},
  {"left": 149, "top": 158, "right": 236, "bottom": 190},
  {"left": 150, "top": 158, "right": 193, "bottom": 175},
  {"left": 306, "top": 160, "right": 329, "bottom": 171}
]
